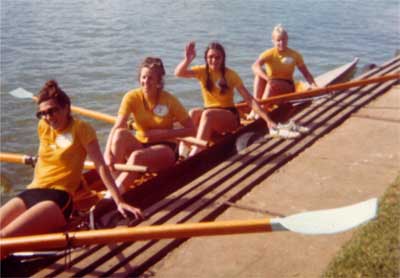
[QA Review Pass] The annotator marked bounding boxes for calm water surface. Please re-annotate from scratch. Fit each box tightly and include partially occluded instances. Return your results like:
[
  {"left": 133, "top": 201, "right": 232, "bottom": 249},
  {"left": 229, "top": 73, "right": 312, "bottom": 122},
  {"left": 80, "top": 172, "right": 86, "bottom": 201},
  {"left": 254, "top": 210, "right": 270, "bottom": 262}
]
[{"left": 1, "top": 0, "right": 399, "bottom": 197}]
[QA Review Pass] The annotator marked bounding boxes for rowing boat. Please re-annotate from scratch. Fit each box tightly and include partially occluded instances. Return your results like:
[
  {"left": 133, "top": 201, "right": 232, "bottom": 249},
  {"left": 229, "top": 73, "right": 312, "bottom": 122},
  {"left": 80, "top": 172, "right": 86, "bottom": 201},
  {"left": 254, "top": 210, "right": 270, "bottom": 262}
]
[
  {"left": 0, "top": 58, "right": 367, "bottom": 275},
  {"left": 71, "top": 58, "right": 360, "bottom": 225},
  {"left": 1, "top": 58, "right": 360, "bottom": 227},
  {"left": 89, "top": 58, "right": 359, "bottom": 226}
]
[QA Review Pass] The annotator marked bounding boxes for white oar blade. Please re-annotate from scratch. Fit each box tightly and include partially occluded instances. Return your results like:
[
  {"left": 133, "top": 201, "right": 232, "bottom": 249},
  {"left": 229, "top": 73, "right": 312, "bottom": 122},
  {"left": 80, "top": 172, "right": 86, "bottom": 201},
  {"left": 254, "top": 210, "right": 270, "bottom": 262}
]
[
  {"left": 277, "top": 198, "right": 378, "bottom": 235},
  {"left": 9, "top": 87, "right": 34, "bottom": 99}
]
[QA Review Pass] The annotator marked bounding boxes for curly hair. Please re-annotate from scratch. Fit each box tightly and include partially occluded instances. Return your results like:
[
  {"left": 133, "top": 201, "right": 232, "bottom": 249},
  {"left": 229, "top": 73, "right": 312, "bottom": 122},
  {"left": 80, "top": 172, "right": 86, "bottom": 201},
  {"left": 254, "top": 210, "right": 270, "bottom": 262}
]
[{"left": 37, "top": 80, "right": 71, "bottom": 108}]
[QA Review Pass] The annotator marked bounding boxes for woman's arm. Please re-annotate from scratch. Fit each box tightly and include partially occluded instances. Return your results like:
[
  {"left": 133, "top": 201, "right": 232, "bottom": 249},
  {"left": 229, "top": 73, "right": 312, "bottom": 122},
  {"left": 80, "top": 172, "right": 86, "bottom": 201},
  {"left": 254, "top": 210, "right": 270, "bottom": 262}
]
[
  {"left": 143, "top": 118, "right": 195, "bottom": 142},
  {"left": 86, "top": 139, "right": 143, "bottom": 219},
  {"left": 237, "top": 84, "right": 276, "bottom": 129},
  {"left": 104, "top": 114, "right": 130, "bottom": 167},
  {"left": 252, "top": 57, "right": 270, "bottom": 82},
  {"left": 298, "top": 64, "right": 318, "bottom": 88},
  {"left": 174, "top": 41, "right": 197, "bottom": 78}
]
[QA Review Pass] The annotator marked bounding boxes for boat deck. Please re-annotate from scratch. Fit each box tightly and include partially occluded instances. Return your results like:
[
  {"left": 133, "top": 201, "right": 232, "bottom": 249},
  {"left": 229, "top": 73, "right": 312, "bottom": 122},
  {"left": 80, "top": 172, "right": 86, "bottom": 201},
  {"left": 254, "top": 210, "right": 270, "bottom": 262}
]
[{"left": 12, "top": 56, "right": 400, "bottom": 277}]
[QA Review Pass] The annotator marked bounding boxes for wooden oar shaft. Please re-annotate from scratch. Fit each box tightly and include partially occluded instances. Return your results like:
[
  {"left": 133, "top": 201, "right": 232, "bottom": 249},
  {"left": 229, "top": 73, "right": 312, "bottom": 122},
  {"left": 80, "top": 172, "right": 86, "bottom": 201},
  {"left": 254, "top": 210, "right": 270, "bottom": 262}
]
[
  {"left": 22, "top": 89, "right": 210, "bottom": 147},
  {"left": 0, "top": 152, "right": 33, "bottom": 165},
  {"left": 83, "top": 161, "right": 147, "bottom": 172},
  {"left": 1, "top": 219, "right": 272, "bottom": 255},
  {"left": 27, "top": 91, "right": 116, "bottom": 124},
  {"left": 0, "top": 152, "right": 147, "bottom": 172},
  {"left": 236, "top": 73, "right": 400, "bottom": 108},
  {"left": 70, "top": 105, "right": 116, "bottom": 124},
  {"left": 176, "top": 136, "right": 210, "bottom": 148},
  {"left": 114, "top": 163, "right": 148, "bottom": 172}
]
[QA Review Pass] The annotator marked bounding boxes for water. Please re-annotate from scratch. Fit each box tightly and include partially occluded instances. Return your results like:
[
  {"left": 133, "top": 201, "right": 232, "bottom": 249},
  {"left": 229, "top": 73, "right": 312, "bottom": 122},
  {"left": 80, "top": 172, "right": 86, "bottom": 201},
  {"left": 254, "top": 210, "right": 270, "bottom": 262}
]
[{"left": 1, "top": 0, "right": 399, "bottom": 198}]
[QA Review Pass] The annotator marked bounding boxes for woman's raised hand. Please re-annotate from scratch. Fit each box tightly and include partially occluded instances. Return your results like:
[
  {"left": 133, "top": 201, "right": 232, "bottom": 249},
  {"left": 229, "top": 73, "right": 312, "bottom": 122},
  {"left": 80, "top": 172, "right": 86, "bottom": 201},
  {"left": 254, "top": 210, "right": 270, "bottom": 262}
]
[{"left": 185, "top": 41, "right": 196, "bottom": 62}]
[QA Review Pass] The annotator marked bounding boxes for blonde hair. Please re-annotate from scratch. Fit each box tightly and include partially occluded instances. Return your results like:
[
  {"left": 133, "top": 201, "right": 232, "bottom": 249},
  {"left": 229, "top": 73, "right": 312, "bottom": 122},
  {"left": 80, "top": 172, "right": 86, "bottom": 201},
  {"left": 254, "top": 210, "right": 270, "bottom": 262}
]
[{"left": 272, "top": 24, "right": 288, "bottom": 39}]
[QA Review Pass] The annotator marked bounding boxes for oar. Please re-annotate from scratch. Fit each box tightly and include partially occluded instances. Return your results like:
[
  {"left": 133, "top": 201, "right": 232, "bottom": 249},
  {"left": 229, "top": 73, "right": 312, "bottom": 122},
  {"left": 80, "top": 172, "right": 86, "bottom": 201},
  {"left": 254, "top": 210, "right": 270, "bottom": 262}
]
[
  {"left": 177, "top": 136, "right": 211, "bottom": 148},
  {"left": 236, "top": 73, "right": 400, "bottom": 108},
  {"left": 9, "top": 87, "right": 116, "bottom": 124},
  {"left": 0, "top": 198, "right": 377, "bottom": 256},
  {"left": 8, "top": 88, "right": 209, "bottom": 148},
  {"left": 0, "top": 152, "right": 36, "bottom": 166},
  {"left": 0, "top": 152, "right": 148, "bottom": 172}
]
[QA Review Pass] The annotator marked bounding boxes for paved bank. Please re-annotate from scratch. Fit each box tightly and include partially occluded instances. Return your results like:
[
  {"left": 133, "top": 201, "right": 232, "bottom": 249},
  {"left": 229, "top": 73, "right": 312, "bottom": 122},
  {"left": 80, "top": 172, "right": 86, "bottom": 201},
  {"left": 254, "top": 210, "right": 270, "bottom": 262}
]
[{"left": 149, "top": 85, "right": 400, "bottom": 278}]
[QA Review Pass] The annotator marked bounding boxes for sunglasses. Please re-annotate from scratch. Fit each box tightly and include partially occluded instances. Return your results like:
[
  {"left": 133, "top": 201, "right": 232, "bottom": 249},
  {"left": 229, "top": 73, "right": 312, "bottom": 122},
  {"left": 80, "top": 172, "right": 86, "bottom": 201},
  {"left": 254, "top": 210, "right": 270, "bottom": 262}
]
[{"left": 36, "top": 107, "right": 60, "bottom": 119}]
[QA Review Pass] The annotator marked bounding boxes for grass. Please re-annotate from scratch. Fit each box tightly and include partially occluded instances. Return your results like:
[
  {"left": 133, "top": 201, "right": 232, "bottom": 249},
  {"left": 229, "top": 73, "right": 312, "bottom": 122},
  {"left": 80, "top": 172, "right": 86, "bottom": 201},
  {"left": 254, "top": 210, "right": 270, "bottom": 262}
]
[{"left": 322, "top": 174, "right": 400, "bottom": 278}]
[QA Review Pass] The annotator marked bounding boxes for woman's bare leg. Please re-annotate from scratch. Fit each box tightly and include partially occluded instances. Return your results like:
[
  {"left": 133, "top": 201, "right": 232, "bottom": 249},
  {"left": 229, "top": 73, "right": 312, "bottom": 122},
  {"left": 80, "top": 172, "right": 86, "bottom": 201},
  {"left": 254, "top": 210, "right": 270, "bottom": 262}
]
[
  {"left": 107, "top": 128, "right": 142, "bottom": 177},
  {"left": 116, "top": 145, "right": 176, "bottom": 193},
  {"left": 262, "top": 80, "right": 294, "bottom": 99},
  {"left": 0, "top": 197, "right": 27, "bottom": 232},
  {"left": 190, "top": 109, "right": 239, "bottom": 156},
  {"left": 253, "top": 75, "right": 266, "bottom": 100},
  {"left": 0, "top": 200, "right": 66, "bottom": 238},
  {"left": 263, "top": 80, "right": 296, "bottom": 123},
  {"left": 189, "top": 108, "right": 203, "bottom": 129}
]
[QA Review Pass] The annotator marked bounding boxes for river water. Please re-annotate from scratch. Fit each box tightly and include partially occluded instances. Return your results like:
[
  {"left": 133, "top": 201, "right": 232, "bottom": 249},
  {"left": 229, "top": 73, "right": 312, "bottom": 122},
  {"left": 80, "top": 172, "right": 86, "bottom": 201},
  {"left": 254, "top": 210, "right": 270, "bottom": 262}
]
[{"left": 0, "top": 0, "right": 399, "bottom": 197}]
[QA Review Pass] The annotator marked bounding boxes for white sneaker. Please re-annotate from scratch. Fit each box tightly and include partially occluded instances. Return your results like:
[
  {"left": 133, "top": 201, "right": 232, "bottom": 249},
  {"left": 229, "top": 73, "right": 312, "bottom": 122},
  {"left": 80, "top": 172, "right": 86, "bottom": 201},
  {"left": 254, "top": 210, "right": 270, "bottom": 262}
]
[
  {"left": 178, "top": 143, "right": 191, "bottom": 159},
  {"left": 281, "top": 120, "right": 310, "bottom": 134},
  {"left": 269, "top": 125, "right": 300, "bottom": 139},
  {"left": 246, "top": 110, "right": 259, "bottom": 121},
  {"left": 104, "top": 190, "right": 112, "bottom": 199}
]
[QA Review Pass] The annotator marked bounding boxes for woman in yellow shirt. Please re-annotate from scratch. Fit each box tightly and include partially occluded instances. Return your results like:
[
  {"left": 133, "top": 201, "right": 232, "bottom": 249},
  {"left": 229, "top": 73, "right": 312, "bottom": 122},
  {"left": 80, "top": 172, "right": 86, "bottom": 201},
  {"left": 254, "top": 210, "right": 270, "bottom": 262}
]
[
  {"left": 0, "top": 80, "right": 142, "bottom": 238},
  {"left": 105, "top": 57, "right": 194, "bottom": 193},
  {"left": 252, "top": 24, "right": 318, "bottom": 136},
  {"left": 175, "top": 41, "right": 275, "bottom": 155}
]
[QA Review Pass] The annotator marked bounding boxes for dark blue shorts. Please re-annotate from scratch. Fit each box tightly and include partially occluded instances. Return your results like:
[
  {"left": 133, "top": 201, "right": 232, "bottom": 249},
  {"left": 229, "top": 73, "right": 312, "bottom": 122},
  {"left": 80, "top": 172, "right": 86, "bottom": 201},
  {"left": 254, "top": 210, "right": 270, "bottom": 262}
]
[
  {"left": 271, "top": 78, "right": 295, "bottom": 89},
  {"left": 205, "top": 106, "right": 240, "bottom": 125},
  {"left": 18, "top": 188, "right": 73, "bottom": 221}
]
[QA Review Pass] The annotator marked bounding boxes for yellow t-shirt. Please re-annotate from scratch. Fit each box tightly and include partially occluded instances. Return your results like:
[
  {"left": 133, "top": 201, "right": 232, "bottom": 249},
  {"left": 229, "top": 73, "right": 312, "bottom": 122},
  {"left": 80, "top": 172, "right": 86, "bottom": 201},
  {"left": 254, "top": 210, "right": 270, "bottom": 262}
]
[
  {"left": 191, "top": 65, "right": 243, "bottom": 108},
  {"left": 28, "top": 118, "right": 96, "bottom": 195},
  {"left": 259, "top": 47, "right": 305, "bottom": 80},
  {"left": 118, "top": 89, "right": 190, "bottom": 143}
]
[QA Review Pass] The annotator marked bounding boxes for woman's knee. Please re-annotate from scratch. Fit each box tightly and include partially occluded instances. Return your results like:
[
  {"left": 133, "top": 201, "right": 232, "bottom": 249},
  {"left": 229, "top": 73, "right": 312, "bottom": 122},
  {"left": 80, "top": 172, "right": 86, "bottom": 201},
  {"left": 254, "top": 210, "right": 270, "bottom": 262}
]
[
  {"left": 254, "top": 76, "right": 266, "bottom": 99},
  {"left": 201, "top": 109, "right": 231, "bottom": 125},
  {"left": 203, "top": 109, "right": 238, "bottom": 133},
  {"left": 111, "top": 128, "right": 141, "bottom": 155},
  {"left": 189, "top": 108, "right": 203, "bottom": 125},
  {"left": 200, "top": 109, "right": 215, "bottom": 121},
  {"left": 128, "top": 147, "right": 175, "bottom": 171},
  {"left": 127, "top": 150, "right": 143, "bottom": 164},
  {"left": 112, "top": 128, "right": 132, "bottom": 145}
]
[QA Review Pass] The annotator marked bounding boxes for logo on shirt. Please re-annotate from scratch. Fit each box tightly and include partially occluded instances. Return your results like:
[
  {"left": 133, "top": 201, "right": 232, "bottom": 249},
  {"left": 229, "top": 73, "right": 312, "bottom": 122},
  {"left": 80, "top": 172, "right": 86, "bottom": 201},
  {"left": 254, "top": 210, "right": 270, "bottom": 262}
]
[
  {"left": 55, "top": 133, "right": 73, "bottom": 149},
  {"left": 153, "top": 104, "right": 169, "bottom": 117},
  {"left": 281, "top": 56, "right": 294, "bottom": 64}
]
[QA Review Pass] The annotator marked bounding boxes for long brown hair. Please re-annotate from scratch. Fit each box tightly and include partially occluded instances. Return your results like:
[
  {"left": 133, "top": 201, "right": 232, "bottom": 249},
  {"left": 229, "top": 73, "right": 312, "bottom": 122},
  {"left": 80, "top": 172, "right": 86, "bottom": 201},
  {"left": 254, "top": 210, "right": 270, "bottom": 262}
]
[
  {"left": 204, "top": 42, "right": 228, "bottom": 94},
  {"left": 37, "top": 80, "right": 71, "bottom": 117}
]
